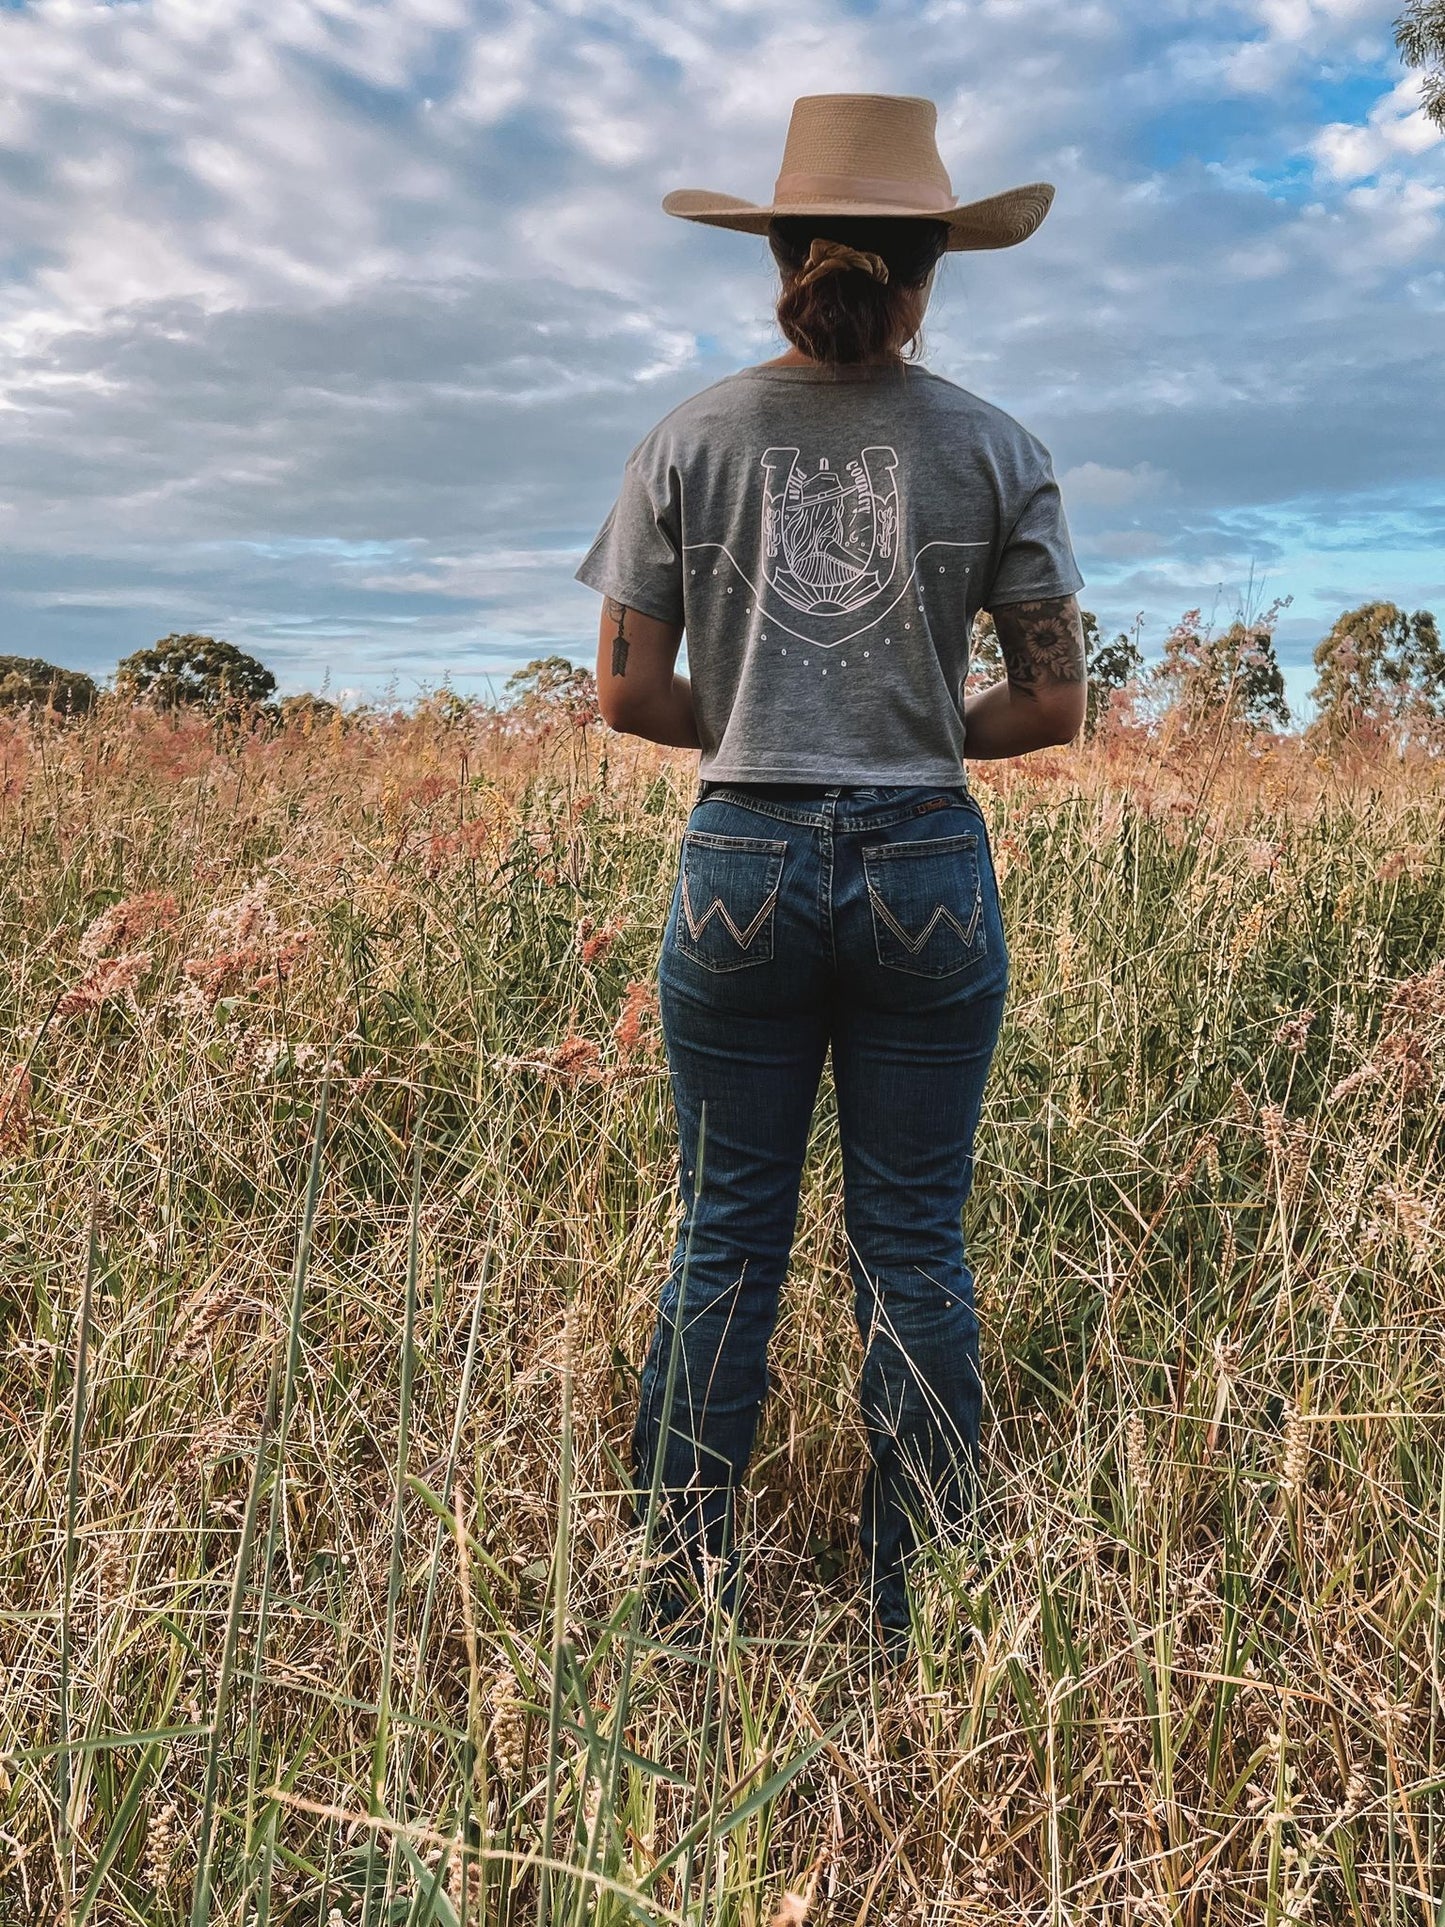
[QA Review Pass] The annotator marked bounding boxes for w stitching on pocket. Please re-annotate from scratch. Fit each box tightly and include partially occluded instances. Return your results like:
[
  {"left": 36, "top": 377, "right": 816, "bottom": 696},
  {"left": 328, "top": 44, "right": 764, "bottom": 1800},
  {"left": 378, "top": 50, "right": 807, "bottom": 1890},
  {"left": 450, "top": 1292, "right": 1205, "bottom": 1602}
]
[
  {"left": 675, "top": 830, "right": 786, "bottom": 973},
  {"left": 680, "top": 875, "right": 780, "bottom": 948},
  {"left": 862, "top": 832, "right": 987, "bottom": 979},
  {"left": 868, "top": 885, "right": 982, "bottom": 955}
]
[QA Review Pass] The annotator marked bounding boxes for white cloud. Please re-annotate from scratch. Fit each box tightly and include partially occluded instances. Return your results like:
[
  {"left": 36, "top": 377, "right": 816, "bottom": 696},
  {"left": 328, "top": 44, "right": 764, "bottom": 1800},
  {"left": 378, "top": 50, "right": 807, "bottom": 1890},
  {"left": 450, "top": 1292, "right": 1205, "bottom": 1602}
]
[
  {"left": 1058, "top": 461, "right": 1178, "bottom": 508},
  {"left": 1088, "top": 528, "right": 1172, "bottom": 560},
  {"left": 1333, "top": 174, "right": 1445, "bottom": 263},
  {"left": 1310, "top": 71, "right": 1443, "bottom": 181},
  {"left": 1168, "top": 0, "right": 1401, "bottom": 96},
  {"left": 450, "top": 17, "right": 540, "bottom": 124},
  {"left": 1253, "top": 0, "right": 1379, "bottom": 42},
  {"left": 1224, "top": 238, "right": 1294, "bottom": 277}
]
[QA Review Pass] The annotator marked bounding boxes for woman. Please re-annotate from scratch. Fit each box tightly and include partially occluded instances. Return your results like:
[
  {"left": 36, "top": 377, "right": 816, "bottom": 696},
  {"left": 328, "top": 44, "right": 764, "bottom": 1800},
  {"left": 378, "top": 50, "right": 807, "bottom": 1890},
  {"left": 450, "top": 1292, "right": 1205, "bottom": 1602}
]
[{"left": 575, "top": 93, "right": 1088, "bottom": 1659}]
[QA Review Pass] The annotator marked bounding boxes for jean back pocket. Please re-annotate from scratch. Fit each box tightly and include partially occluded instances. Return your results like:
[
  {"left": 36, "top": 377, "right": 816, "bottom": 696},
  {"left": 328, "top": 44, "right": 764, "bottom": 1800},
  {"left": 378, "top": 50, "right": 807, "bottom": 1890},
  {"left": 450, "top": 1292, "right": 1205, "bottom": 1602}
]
[
  {"left": 676, "top": 829, "right": 787, "bottom": 973},
  {"left": 862, "top": 830, "right": 987, "bottom": 978}
]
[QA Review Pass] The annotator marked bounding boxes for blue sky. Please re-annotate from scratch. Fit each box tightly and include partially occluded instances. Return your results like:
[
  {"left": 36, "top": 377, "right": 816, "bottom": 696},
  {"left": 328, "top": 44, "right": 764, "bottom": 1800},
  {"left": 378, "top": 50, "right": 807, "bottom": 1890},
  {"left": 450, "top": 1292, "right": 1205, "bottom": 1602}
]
[{"left": 0, "top": 0, "right": 1440, "bottom": 720}]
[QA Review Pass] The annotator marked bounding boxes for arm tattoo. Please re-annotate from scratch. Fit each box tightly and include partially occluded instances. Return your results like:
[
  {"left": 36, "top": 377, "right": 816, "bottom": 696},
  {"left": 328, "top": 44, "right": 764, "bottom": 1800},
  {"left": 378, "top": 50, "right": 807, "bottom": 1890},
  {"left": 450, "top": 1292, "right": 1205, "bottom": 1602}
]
[
  {"left": 991, "top": 596, "right": 1087, "bottom": 689},
  {"left": 604, "top": 597, "right": 630, "bottom": 677}
]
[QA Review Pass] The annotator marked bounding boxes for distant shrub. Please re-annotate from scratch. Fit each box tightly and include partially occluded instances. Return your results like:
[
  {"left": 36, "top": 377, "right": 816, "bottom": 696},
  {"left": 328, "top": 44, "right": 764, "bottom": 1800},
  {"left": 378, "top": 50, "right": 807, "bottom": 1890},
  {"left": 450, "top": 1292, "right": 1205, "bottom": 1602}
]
[
  {"left": 0, "top": 656, "right": 98, "bottom": 718},
  {"left": 415, "top": 688, "right": 483, "bottom": 730},
  {"left": 116, "top": 633, "right": 277, "bottom": 714},
  {"left": 502, "top": 655, "right": 599, "bottom": 727},
  {"left": 278, "top": 692, "right": 342, "bottom": 735},
  {"left": 1149, "top": 600, "right": 1293, "bottom": 735},
  {"left": 1083, "top": 612, "right": 1146, "bottom": 738},
  {"left": 1308, "top": 601, "right": 1445, "bottom": 753}
]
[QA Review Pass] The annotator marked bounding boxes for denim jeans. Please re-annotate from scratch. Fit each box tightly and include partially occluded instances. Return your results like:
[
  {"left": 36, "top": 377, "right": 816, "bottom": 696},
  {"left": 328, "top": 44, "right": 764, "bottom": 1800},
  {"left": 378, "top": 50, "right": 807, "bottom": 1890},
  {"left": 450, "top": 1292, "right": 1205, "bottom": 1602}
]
[{"left": 633, "top": 779, "right": 1009, "bottom": 1652}]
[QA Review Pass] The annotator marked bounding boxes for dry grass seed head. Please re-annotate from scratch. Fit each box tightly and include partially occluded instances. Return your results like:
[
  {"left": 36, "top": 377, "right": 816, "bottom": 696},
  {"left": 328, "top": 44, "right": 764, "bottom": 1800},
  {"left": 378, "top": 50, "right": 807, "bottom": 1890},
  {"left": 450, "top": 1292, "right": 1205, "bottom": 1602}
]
[
  {"left": 145, "top": 1801, "right": 178, "bottom": 1891},
  {"left": 1279, "top": 1401, "right": 1310, "bottom": 1492},
  {"left": 0, "top": 1065, "right": 32, "bottom": 1155},
  {"left": 487, "top": 1666, "right": 528, "bottom": 1778},
  {"left": 56, "top": 951, "right": 153, "bottom": 1018},
  {"left": 79, "top": 890, "right": 178, "bottom": 961}
]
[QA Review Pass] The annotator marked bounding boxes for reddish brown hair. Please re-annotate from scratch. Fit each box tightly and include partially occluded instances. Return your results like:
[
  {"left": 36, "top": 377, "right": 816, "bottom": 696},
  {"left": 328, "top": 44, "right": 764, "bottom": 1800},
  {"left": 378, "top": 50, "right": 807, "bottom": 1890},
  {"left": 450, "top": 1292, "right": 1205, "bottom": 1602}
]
[{"left": 769, "top": 215, "right": 950, "bottom": 367}]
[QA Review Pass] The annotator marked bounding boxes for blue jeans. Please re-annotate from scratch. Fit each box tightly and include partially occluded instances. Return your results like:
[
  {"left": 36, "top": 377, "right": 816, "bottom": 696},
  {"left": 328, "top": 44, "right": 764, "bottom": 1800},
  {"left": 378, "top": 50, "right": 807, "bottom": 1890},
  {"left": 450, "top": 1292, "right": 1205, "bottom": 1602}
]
[{"left": 633, "top": 779, "right": 1009, "bottom": 1652}]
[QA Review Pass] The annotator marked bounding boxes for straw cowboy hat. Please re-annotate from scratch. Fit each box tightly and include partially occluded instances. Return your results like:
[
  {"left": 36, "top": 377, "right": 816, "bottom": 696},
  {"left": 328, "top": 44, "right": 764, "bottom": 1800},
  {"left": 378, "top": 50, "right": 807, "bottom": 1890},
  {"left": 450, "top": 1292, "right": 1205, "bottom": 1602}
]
[{"left": 663, "top": 93, "right": 1054, "bottom": 252}]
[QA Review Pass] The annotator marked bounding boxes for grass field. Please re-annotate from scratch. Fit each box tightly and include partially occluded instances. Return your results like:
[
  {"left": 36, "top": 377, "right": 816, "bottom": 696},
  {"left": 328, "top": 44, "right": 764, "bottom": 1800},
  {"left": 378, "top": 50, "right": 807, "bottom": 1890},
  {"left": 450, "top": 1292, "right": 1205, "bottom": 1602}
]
[{"left": 3, "top": 696, "right": 1444, "bottom": 1925}]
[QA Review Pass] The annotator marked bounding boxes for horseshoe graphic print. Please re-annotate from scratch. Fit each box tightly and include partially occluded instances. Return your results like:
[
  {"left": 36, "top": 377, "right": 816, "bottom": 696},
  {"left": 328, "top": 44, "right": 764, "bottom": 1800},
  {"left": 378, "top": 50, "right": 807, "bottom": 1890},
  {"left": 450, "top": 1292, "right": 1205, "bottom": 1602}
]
[
  {"left": 679, "top": 440, "right": 991, "bottom": 651},
  {"left": 760, "top": 445, "right": 901, "bottom": 616}
]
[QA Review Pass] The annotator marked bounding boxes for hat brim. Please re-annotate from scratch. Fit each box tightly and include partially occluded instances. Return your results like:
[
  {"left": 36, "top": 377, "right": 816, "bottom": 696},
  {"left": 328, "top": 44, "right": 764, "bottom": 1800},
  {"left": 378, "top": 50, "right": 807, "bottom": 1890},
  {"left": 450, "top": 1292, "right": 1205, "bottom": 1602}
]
[{"left": 662, "top": 181, "right": 1054, "bottom": 251}]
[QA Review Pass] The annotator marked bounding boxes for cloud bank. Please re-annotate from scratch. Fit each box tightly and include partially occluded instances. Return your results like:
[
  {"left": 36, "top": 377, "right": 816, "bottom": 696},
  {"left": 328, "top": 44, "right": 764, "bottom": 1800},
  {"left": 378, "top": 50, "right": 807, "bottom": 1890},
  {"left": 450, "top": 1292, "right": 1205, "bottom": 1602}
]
[{"left": 0, "top": 0, "right": 1440, "bottom": 714}]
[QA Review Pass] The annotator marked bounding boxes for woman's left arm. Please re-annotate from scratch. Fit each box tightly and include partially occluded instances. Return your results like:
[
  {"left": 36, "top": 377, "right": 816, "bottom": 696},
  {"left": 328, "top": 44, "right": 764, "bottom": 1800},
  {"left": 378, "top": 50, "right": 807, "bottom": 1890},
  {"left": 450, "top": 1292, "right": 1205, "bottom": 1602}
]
[
  {"left": 594, "top": 597, "right": 701, "bottom": 749},
  {"left": 962, "top": 594, "right": 1088, "bottom": 758}
]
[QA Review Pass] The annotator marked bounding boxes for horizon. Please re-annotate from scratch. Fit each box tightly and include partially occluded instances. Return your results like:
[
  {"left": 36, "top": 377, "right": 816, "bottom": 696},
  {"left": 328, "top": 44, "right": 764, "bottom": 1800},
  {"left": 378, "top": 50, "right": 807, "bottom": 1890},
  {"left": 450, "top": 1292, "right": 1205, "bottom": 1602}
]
[{"left": 18, "top": 592, "right": 1411, "bottom": 734}]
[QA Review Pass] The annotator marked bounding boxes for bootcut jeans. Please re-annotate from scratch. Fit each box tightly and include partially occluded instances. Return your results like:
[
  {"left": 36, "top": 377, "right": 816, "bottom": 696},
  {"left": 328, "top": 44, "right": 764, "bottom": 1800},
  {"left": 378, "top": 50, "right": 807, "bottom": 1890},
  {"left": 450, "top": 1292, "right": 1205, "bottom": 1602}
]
[{"left": 632, "top": 778, "right": 1009, "bottom": 1652}]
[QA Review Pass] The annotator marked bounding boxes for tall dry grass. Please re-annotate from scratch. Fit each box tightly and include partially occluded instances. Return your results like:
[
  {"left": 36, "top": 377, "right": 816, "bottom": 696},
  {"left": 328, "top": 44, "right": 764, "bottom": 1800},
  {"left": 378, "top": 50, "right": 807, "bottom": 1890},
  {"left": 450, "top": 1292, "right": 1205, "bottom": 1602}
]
[{"left": 2, "top": 695, "right": 1444, "bottom": 1925}]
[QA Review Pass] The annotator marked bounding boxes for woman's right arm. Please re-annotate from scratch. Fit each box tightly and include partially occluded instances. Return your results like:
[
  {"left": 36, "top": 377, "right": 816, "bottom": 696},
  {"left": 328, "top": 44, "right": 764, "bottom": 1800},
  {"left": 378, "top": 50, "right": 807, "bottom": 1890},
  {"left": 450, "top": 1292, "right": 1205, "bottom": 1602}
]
[
  {"left": 962, "top": 594, "right": 1088, "bottom": 758},
  {"left": 593, "top": 597, "right": 700, "bottom": 749}
]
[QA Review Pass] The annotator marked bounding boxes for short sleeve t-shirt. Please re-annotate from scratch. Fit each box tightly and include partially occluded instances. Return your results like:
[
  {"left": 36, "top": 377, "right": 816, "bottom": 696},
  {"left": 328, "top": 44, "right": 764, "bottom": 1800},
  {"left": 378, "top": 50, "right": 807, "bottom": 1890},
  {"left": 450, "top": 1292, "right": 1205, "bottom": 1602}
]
[{"left": 574, "top": 359, "right": 1084, "bottom": 785}]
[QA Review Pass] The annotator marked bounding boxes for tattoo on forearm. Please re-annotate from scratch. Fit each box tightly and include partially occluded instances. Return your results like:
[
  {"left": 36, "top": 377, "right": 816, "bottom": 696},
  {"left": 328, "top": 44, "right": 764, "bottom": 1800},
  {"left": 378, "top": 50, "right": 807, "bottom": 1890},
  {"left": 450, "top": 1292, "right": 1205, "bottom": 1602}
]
[
  {"left": 605, "top": 597, "right": 630, "bottom": 677},
  {"left": 992, "top": 596, "right": 1087, "bottom": 689}
]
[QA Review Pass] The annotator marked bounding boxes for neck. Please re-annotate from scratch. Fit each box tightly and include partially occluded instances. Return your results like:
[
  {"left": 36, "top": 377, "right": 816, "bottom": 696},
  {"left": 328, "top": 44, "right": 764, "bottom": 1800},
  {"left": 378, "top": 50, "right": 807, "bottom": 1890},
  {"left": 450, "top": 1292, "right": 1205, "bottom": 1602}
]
[{"left": 760, "top": 346, "right": 905, "bottom": 369}]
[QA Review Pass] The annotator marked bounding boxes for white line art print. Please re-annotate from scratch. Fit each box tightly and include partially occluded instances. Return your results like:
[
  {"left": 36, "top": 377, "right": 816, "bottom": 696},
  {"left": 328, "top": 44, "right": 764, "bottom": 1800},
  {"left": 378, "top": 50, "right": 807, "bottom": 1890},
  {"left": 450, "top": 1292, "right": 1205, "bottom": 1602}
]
[
  {"left": 760, "top": 445, "right": 900, "bottom": 616},
  {"left": 680, "top": 440, "right": 992, "bottom": 652}
]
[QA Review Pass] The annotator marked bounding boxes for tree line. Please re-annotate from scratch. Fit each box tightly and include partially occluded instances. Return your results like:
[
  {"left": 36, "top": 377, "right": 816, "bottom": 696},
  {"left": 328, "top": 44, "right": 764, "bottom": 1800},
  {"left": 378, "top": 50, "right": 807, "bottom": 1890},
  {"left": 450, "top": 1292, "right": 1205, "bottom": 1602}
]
[
  {"left": 969, "top": 596, "right": 1445, "bottom": 752},
  {"left": 2, "top": 599, "right": 1443, "bottom": 752}
]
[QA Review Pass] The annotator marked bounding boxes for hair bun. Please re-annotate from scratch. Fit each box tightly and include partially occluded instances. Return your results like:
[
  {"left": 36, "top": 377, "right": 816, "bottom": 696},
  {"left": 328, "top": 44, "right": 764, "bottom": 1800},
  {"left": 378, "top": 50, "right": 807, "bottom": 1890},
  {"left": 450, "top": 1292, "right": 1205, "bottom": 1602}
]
[{"left": 770, "top": 215, "right": 946, "bottom": 364}]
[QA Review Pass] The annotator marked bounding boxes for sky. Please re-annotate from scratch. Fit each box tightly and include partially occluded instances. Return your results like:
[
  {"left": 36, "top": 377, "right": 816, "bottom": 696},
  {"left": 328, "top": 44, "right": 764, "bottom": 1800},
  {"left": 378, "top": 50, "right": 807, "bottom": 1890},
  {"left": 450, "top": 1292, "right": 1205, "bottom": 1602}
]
[{"left": 0, "top": 0, "right": 1441, "bottom": 721}]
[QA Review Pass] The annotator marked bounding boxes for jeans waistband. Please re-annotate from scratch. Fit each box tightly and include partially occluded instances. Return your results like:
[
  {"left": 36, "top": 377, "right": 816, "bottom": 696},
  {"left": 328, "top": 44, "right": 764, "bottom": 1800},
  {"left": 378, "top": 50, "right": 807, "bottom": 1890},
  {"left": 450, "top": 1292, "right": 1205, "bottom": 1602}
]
[
  {"left": 692, "top": 778, "right": 979, "bottom": 832},
  {"left": 697, "top": 779, "right": 970, "bottom": 801}
]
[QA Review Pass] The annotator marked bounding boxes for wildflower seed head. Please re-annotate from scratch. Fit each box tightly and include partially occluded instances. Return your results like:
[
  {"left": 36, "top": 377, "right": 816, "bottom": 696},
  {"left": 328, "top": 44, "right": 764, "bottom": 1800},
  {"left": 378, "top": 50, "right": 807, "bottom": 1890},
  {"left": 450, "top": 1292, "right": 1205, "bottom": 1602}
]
[
  {"left": 1341, "top": 1765, "right": 1370, "bottom": 1817},
  {"left": 612, "top": 979, "right": 660, "bottom": 1062},
  {"left": 487, "top": 1665, "right": 528, "bottom": 1778},
  {"left": 79, "top": 891, "right": 178, "bottom": 961},
  {"left": 1056, "top": 922, "right": 1079, "bottom": 988},
  {"left": 1282, "top": 1121, "right": 1313, "bottom": 1209},
  {"left": 57, "top": 951, "right": 154, "bottom": 1019},
  {"left": 768, "top": 1853, "right": 824, "bottom": 1925},
  {"left": 0, "top": 1064, "right": 33, "bottom": 1158},
  {"left": 1212, "top": 1332, "right": 1241, "bottom": 1382},
  {"left": 1126, "top": 1411, "right": 1151, "bottom": 1499},
  {"left": 1227, "top": 899, "right": 1270, "bottom": 972},
  {"left": 1279, "top": 1401, "right": 1310, "bottom": 1492},
  {"left": 576, "top": 914, "right": 623, "bottom": 968},
  {"left": 1202, "top": 1134, "right": 1221, "bottom": 1191},
  {"left": 145, "top": 1801, "right": 178, "bottom": 1891},
  {"left": 1369, "top": 1687, "right": 1411, "bottom": 1741},
  {"left": 546, "top": 1036, "right": 604, "bottom": 1081},
  {"left": 1273, "top": 1008, "right": 1316, "bottom": 1053},
  {"left": 176, "top": 1281, "right": 254, "bottom": 1361},
  {"left": 95, "top": 1532, "right": 129, "bottom": 1612}
]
